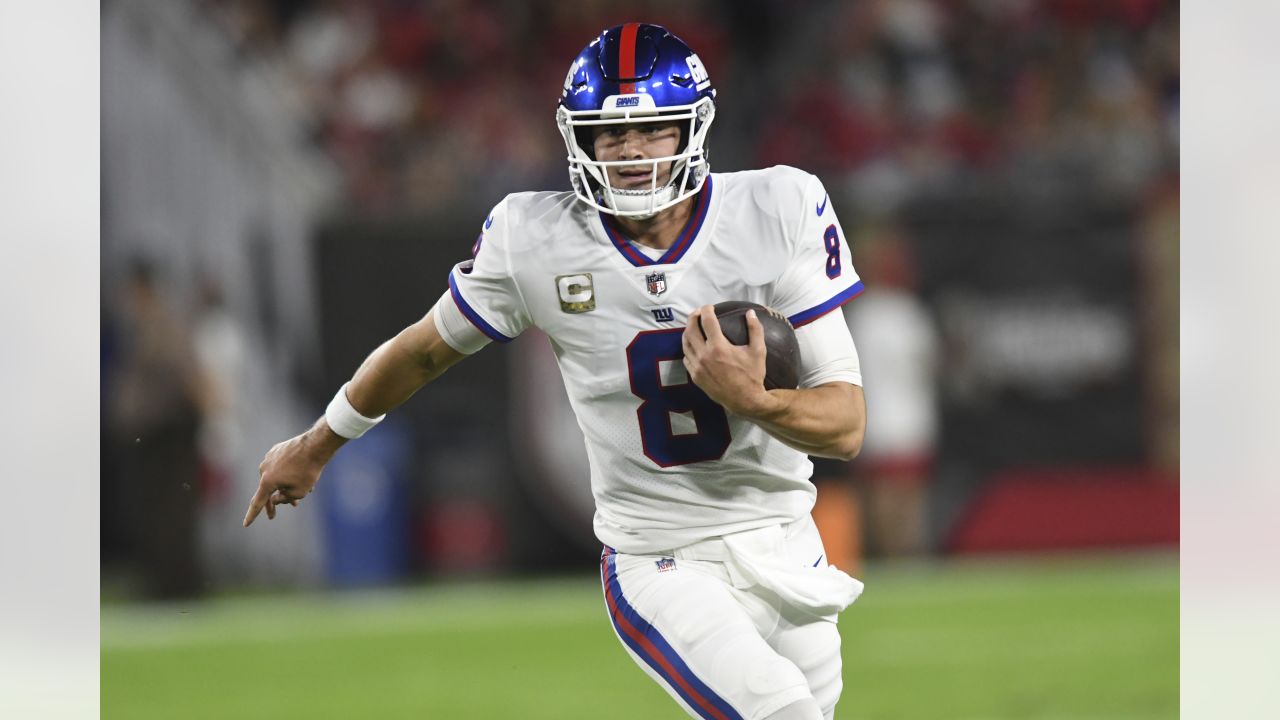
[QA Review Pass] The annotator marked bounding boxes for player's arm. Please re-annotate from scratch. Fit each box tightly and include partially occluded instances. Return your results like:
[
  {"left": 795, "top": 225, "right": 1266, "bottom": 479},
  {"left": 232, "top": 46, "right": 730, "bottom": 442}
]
[
  {"left": 743, "top": 381, "right": 864, "bottom": 460},
  {"left": 242, "top": 308, "right": 467, "bottom": 527},
  {"left": 682, "top": 306, "right": 865, "bottom": 460}
]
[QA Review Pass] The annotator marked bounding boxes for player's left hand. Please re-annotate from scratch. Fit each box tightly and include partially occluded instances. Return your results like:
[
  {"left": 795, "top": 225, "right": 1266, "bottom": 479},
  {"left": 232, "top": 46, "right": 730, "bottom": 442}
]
[{"left": 682, "top": 305, "right": 777, "bottom": 417}]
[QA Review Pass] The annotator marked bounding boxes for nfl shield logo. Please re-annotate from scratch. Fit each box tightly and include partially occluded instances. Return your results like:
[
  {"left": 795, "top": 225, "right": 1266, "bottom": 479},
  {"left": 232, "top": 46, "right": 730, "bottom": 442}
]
[
  {"left": 655, "top": 557, "right": 676, "bottom": 573},
  {"left": 645, "top": 271, "right": 667, "bottom": 297}
]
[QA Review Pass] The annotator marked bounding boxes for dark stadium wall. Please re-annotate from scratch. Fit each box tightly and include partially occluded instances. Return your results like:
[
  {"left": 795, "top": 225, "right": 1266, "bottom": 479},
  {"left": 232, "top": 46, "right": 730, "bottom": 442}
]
[
  {"left": 906, "top": 187, "right": 1171, "bottom": 552},
  {"left": 313, "top": 211, "right": 589, "bottom": 577}
]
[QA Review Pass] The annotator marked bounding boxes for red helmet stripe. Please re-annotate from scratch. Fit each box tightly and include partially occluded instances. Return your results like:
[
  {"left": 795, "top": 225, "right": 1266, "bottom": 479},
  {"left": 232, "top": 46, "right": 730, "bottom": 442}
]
[{"left": 618, "top": 22, "right": 639, "bottom": 94}]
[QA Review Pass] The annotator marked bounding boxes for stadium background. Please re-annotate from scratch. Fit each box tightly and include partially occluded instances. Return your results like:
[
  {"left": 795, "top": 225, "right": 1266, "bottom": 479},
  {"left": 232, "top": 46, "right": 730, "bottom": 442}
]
[{"left": 100, "top": 0, "right": 1178, "bottom": 718}]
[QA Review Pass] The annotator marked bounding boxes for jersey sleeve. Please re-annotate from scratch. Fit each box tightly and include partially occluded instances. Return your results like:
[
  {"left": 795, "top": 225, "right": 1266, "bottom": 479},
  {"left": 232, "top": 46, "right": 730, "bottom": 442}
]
[
  {"left": 770, "top": 173, "right": 864, "bottom": 329},
  {"left": 435, "top": 197, "right": 532, "bottom": 351},
  {"left": 795, "top": 310, "right": 862, "bottom": 388}
]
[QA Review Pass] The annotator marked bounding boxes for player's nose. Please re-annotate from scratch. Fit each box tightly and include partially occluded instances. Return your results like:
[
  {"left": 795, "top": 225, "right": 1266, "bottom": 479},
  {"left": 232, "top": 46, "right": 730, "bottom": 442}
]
[{"left": 618, "top": 129, "right": 647, "bottom": 158}]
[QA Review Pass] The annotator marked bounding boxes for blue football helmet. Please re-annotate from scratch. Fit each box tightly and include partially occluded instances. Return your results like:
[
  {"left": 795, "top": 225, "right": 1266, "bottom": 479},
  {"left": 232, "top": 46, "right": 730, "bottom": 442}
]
[{"left": 556, "top": 23, "right": 716, "bottom": 218}]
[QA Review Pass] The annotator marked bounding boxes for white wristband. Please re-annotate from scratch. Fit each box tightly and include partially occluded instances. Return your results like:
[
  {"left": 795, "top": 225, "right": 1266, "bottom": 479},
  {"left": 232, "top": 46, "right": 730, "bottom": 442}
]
[{"left": 324, "top": 383, "right": 386, "bottom": 439}]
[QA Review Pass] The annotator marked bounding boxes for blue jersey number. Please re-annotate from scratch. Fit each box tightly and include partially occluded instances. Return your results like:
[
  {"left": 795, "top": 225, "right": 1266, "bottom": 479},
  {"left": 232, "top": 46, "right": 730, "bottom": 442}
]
[
  {"left": 626, "top": 329, "right": 731, "bottom": 467},
  {"left": 824, "top": 224, "right": 842, "bottom": 279}
]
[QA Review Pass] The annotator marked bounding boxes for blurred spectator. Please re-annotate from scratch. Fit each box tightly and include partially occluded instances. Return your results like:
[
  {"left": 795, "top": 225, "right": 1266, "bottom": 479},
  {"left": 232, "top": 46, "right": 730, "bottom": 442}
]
[
  {"left": 286, "top": 0, "right": 373, "bottom": 84},
  {"left": 192, "top": 276, "right": 250, "bottom": 581},
  {"left": 809, "top": 222, "right": 941, "bottom": 568},
  {"left": 1137, "top": 176, "right": 1179, "bottom": 474},
  {"left": 108, "top": 259, "right": 211, "bottom": 599},
  {"left": 844, "top": 225, "right": 941, "bottom": 557}
]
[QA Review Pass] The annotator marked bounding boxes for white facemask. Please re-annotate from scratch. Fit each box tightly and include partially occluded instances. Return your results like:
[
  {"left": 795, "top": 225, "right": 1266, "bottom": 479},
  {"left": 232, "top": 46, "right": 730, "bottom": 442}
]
[{"left": 557, "top": 97, "right": 715, "bottom": 218}]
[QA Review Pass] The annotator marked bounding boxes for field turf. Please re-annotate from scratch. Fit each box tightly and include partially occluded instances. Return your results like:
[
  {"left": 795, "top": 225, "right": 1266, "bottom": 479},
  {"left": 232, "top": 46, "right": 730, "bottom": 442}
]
[{"left": 101, "top": 552, "right": 1177, "bottom": 719}]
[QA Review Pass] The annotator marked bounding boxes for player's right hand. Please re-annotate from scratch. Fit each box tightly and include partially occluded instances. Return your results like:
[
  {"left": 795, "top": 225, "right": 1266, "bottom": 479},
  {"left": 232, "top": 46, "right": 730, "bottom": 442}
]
[
  {"left": 243, "top": 420, "right": 345, "bottom": 527},
  {"left": 682, "top": 305, "right": 772, "bottom": 417}
]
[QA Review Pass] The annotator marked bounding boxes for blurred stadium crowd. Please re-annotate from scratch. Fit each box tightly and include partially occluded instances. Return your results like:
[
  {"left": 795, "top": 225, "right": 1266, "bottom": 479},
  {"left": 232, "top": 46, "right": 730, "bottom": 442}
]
[
  {"left": 102, "top": 0, "right": 1178, "bottom": 598},
  {"left": 202, "top": 0, "right": 1177, "bottom": 215}
]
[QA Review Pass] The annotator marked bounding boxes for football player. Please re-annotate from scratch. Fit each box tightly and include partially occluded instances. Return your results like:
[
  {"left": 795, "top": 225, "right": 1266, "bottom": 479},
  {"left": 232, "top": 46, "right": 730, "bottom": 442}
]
[{"left": 246, "top": 24, "right": 867, "bottom": 720}]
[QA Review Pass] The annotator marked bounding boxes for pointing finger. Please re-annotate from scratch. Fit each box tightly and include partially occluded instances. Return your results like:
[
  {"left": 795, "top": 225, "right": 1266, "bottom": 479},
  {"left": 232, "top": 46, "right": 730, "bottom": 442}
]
[{"left": 243, "top": 486, "right": 269, "bottom": 527}]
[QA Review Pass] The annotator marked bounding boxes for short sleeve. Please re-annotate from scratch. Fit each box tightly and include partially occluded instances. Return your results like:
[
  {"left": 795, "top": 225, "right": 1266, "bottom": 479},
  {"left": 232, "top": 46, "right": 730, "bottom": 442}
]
[
  {"left": 444, "top": 197, "right": 532, "bottom": 344},
  {"left": 769, "top": 174, "right": 864, "bottom": 328},
  {"left": 795, "top": 310, "right": 862, "bottom": 388}
]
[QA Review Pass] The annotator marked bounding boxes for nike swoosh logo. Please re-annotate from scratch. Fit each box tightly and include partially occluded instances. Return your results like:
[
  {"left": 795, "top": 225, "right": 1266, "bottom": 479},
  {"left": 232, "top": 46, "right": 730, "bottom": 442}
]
[
  {"left": 816, "top": 194, "right": 828, "bottom": 217},
  {"left": 484, "top": 214, "right": 494, "bottom": 229}
]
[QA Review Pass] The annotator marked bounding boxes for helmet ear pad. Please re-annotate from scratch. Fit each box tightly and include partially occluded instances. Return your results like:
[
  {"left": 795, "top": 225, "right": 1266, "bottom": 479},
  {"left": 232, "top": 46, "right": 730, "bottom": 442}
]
[
  {"left": 574, "top": 126, "right": 598, "bottom": 161},
  {"left": 571, "top": 126, "right": 603, "bottom": 197}
]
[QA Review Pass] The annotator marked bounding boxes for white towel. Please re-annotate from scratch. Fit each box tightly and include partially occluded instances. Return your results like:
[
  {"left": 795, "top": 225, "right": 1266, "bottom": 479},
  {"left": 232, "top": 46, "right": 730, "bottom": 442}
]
[{"left": 721, "top": 523, "right": 865, "bottom": 619}]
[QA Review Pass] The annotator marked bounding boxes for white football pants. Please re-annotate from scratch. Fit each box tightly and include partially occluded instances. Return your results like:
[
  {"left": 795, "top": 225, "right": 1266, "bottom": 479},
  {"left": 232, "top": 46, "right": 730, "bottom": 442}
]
[{"left": 599, "top": 515, "right": 848, "bottom": 720}]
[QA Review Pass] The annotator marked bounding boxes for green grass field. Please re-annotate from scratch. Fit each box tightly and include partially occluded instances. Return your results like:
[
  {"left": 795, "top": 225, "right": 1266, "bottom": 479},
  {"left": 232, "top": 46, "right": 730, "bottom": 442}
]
[{"left": 101, "top": 552, "right": 1177, "bottom": 719}]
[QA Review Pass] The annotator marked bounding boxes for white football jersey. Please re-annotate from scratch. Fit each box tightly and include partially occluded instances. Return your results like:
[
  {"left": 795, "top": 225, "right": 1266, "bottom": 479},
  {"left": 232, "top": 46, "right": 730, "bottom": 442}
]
[{"left": 435, "top": 166, "right": 863, "bottom": 553}]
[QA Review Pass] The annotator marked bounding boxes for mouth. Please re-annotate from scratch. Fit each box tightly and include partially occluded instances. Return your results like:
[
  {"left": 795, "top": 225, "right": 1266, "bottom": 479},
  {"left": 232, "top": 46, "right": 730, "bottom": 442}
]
[{"left": 615, "top": 170, "right": 654, "bottom": 189}]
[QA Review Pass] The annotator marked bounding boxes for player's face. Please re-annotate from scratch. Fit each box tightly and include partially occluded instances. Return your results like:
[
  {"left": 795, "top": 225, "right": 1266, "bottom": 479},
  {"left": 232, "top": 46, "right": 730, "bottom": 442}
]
[{"left": 591, "top": 121, "right": 682, "bottom": 190}]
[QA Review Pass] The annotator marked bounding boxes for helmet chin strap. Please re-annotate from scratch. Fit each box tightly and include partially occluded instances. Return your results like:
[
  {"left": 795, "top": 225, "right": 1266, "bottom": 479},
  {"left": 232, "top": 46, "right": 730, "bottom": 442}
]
[{"left": 601, "top": 182, "right": 678, "bottom": 219}]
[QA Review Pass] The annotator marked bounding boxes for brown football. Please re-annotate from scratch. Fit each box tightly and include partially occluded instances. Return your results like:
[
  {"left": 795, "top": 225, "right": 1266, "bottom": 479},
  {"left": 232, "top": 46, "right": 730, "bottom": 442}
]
[{"left": 707, "top": 301, "right": 801, "bottom": 390}]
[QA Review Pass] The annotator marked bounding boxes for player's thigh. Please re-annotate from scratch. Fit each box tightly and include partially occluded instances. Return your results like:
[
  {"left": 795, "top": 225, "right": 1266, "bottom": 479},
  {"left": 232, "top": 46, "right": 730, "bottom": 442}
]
[
  {"left": 770, "top": 517, "right": 845, "bottom": 717},
  {"left": 769, "top": 613, "right": 842, "bottom": 718},
  {"left": 602, "top": 551, "right": 814, "bottom": 719}
]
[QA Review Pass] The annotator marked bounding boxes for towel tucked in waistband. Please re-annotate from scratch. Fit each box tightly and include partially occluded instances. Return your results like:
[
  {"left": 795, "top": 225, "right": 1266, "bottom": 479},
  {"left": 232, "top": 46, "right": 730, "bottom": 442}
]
[{"left": 718, "top": 522, "right": 864, "bottom": 619}]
